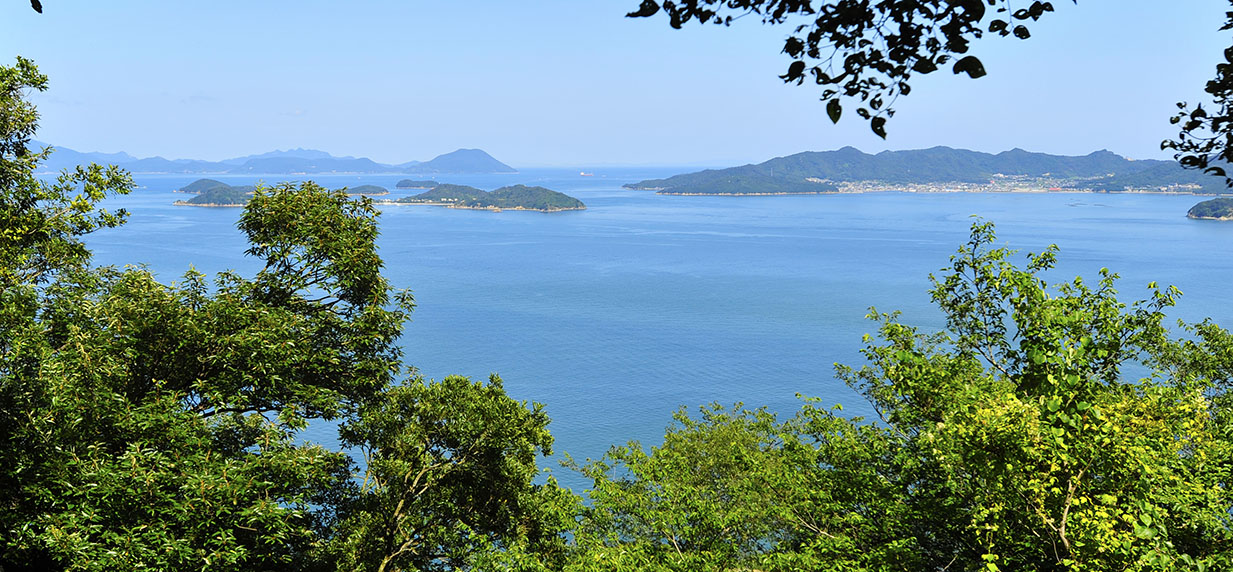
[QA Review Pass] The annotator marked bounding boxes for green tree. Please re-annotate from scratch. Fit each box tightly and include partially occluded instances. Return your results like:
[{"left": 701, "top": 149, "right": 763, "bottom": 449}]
[
  {"left": 0, "top": 58, "right": 572, "bottom": 571},
  {"left": 573, "top": 221, "right": 1233, "bottom": 571},
  {"left": 328, "top": 375, "right": 576, "bottom": 572}
]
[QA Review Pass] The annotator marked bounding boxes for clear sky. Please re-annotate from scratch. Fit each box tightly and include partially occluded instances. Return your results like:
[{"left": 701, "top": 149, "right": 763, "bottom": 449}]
[{"left": 1, "top": 1, "right": 1228, "bottom": 167}]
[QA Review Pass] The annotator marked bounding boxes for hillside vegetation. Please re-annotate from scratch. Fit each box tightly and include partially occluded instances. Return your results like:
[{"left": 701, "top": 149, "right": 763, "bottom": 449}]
[
  {"left": 394, "top": 183, "right": 584, "bottom": 211},
  {"left": 1188, "top": 197, "right": 1233, "bottom": 219},
  {"left": 626, "top": 147, "right": 1221, "bottom": 195}
]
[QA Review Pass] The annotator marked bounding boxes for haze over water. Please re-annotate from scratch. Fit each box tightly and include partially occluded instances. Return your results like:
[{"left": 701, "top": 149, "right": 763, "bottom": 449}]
[{"left": 86, "top": 169, "right": 1233, "bottom": 491}]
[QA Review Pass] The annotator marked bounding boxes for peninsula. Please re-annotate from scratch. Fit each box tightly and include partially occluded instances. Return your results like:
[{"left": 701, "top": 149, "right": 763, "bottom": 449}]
[
  {"left": 1187, "top": 198, "right": 1233, "bottom": 220},
  {"left": 625, "top": 147, "right": 1228, "bottom": 196},
  {"left": 384, "top": 183, "right": 585, "bottom": 212}
]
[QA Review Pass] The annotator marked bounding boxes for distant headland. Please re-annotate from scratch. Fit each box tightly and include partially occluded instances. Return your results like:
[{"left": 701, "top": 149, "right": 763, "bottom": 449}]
[
  {"left": 381, "top": 183, "right": 585, "bottom": 213},
  {"left": 33, "top": 143, "right": 516, "bottom": 175},
  {"left": 625, "top": 147, "right": 1230, "bottom": 196}
]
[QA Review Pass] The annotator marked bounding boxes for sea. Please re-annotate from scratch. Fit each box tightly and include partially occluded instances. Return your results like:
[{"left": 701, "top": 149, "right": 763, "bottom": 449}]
[{"left": 82, "top": 168, "right": 1233, "bottom": 493}]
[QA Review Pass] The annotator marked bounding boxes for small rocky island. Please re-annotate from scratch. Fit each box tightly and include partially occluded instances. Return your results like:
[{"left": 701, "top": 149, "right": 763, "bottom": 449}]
[
  {"left": 174, "top": 179, "right": 388, "bottom": 206},
  {"left": 1187, "top": 197, "right": 1233, "bottom": 220},
  {"left": 385, "top": 183, "right": 585, "bottom": 212}
]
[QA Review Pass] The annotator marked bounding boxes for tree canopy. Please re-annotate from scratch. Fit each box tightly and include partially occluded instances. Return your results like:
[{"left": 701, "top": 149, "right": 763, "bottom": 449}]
[
  {"left": 570, "top": 221, "right": 1233, "bottom": 570},
  {"left": 627, "top": 0, "right": 1233, "bottom": 186},
  {"left": 0, "top": 58, "right": 571, "bottom": 571},
  {"left": 11, "top": 4, "right": 1233, "bottom": 569}
]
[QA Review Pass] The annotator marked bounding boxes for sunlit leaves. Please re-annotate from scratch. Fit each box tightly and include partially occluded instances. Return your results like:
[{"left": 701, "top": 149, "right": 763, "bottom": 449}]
[
  {"left": 331, "top": 375, "right": 573, "bottom": 572},
  {"left": 0, "top": 57, "right": 133, "bottom": 290},
  {"left": 574, "top": 220, "right": 1233, "bottom": 569}
]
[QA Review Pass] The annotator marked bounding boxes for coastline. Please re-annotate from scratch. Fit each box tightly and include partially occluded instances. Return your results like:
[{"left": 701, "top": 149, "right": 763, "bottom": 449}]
[
  {"left": 1187, "top": 214, "right": 1233, "bottom": 220},
  {"left": 173, "top": 201, "right": 243, "bottom": 207},
  {"left": 656, "top": 191, "right": 840, "bottom": 196},
  {"left": 638, "top": 185, "right": 1233, "bottom": 197},
  {"left": 376, "top": 200, "right": 584, "bottom": 213}
]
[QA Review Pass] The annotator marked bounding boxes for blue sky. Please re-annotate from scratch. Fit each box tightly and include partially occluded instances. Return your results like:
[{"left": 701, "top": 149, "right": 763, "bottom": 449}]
[{"left": 1, "top": 1, "right": 1228, "bottom": 167}]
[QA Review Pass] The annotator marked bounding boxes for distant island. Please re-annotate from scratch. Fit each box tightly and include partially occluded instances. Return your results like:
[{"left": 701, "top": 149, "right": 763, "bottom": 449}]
[
  {"left": 1188, "top": 198, "right": 1233, "bottom": 220},
  {"left": 34, "top": 142, "right": 516, "bottom": 175},
  {"left": 174, "top": 180, "right": 389, "bottom": 207},
  {"left": 344, "top": 185, "right": 390, "bottom": 196},
  {"left": 383, "top": 183, "right": 585, "bottom": 212},
  {"left": 395, "top": 179, "right": 440, "bottom": 189},
  {"left": 175, "top": 185, "right": 256, "bottom": 207},
  {"left": 625, "top": 147, "right": 1229, "bottom": 196}
]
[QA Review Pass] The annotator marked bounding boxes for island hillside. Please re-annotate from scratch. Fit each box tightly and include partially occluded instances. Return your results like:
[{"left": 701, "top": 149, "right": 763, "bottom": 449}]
[
  {"left": 406, "top": 149, "right": 515, "bottom": 174},
  {"left": 398, "top": 183, "right": 488, "bottom": 203},
  {"left": 1187, "top": 197, "right": 1233, "bottom": 219},
  {"left": 175, "top": 180, "right": 388, "bottom": 206},
  {"left": 176, "top": 185, "right": 253, "bottom": 206},
  {"left": 343, "top": 184, "right": 389, "bottom": 196},
  {"left": 178, "top": 178, "right": 230, "bottom": 193},
  {"left": 390, "top": 183, "right": 584, "bottom": 212},
  {"left": 625, "top": 146, "right": 1224, "bottom": 195},
  {"left": 395, "top": 179, "right": 440, "bottom": 189}
]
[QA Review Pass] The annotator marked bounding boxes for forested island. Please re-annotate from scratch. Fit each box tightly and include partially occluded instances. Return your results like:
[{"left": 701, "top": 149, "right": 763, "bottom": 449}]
[
  {"left": 343, "top": 184, "right": 390, "bottom": 196},
  {"left": 395, "top": 179, "right": 440, "bottom": 189},
  {"left": 174, "top": 179, "right": 388, "bottom": 206},
  {"left": 626, "top": 146, "right": 1229, "bottom": 195},
  {"left": 1187, "top": 197, "right": 1233, "bottom": 219},
  {"left": 385, "top": 183, "right": 585, "bottom": 212}
]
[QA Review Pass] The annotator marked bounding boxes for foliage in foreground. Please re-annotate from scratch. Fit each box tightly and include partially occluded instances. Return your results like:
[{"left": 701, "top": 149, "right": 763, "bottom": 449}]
[
  {"left": 571, "top": 222, "right": 1233, "bottom": 571},
  {"left": 0, "top": 58, "right": 571, "bottom": 572},
  {"left": 8, "top": 54, "right": 1233, "bottom": 571}
]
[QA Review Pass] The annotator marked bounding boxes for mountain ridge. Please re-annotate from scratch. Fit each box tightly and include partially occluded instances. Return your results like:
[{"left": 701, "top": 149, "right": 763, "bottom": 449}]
[
  {"left": 31, "top": 143, "right": 515, "bottom": 175},
  {"left": 624, "top": 147, "right": 1220, "bottom": 195}
]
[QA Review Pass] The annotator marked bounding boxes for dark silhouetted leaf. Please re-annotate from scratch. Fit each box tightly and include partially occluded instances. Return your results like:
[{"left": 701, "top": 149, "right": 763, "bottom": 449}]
[
  {"left": 953, "top": 56, "right": 987, "bottom": 79},
  {"left": 626, "top": 0, "right": 659, "bottom": 18},
  {"left": 827, "top": 99, "right": 842, "bottom": 124},
  {"left": 1013, "top": 25, "right": 1031, "bottom": 39},
  {"left": 871, "top": 116, "right": 887, "bottom": 139},
  {"left": 30, "top": 0, "right": 42, "bottom": 12},
  {"left": 912, "top": 58, "right": 938, "bottom": 74},
  {"left": 783, "top": 36, "right": 805, "bottom": 57},
  {"left": 781, "top": 60, "right": 806, "bottom": 83}
]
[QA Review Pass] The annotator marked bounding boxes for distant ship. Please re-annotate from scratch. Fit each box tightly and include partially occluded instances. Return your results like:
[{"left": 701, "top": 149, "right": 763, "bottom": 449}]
[{"left": 580, "top": 171, "right": 594, "bottom": 177}]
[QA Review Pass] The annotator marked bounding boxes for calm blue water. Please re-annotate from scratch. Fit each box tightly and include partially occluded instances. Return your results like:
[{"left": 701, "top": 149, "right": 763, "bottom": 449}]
[{"left": 84, "top": 169, "right": 1233, "bottom": 492}]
